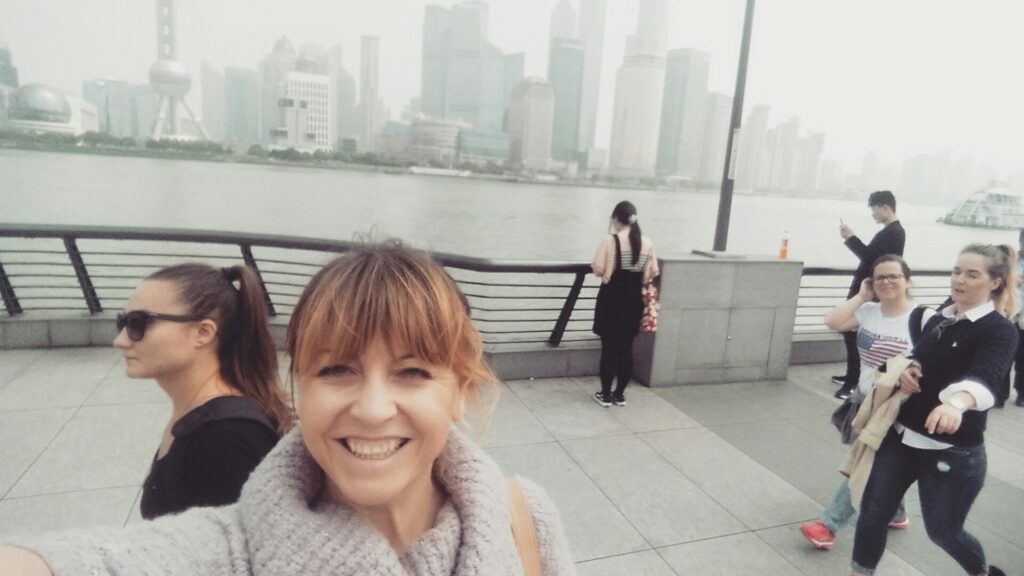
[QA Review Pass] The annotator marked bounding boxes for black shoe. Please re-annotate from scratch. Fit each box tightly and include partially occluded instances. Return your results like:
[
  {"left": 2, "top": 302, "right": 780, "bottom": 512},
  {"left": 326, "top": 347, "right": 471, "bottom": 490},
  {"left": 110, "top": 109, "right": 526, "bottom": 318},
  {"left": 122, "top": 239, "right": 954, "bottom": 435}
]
[
  {"left": 592, "top": 391, "right": 611, "bottom": 407},
  {"left": 994, "top": 399, "right": 1006, "bottom": 409},
  {"left": 612, "top": 394, "right": 626, "bottom": 406},
  {"left": 988, "top": 565, "right": 1005, "bottom": 576},
  {"left": 834, "top": 387, "right": 852, "bottom": 400},
  {"left": 830, "top": 375, "right": 847, "bottom": 385},
  {"left": 1015, "top": 396, "right": 1024, "bottom": 407}
]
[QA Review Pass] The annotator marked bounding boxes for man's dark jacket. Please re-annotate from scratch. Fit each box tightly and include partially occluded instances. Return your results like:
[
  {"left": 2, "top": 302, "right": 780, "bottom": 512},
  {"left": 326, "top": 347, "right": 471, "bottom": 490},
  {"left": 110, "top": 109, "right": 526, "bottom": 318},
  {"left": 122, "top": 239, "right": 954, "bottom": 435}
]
[{"left": 845, "top": 220, "right": 906, "bottom": 297}]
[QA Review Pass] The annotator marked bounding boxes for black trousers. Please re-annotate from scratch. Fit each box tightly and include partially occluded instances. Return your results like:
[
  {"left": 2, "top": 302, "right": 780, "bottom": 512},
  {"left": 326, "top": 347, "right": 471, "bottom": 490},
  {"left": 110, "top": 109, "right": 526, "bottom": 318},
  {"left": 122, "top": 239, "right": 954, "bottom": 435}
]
[
  {"left": 842, "top": 330, "right": 860, "bottom": 386},
  {"left": 599, "top": 332, "right": 636, "bottom": 397},
  {"left": 1014, "top": 327, "right": 1024, "bottom": 398}
]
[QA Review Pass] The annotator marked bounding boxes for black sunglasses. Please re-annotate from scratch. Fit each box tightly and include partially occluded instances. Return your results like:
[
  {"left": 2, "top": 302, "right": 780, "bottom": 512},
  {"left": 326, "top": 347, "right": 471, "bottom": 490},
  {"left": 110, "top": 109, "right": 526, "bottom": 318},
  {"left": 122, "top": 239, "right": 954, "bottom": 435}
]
[{"left": 116, "top": 310, "right": 203, "bottom": 342}]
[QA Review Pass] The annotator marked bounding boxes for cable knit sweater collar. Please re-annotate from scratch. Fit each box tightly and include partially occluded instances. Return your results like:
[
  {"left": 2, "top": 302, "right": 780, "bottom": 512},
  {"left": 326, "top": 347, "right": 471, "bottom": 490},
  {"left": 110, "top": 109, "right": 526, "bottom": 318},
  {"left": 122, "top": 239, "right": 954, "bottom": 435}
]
[{"left": 237, "top": 426, "right": 523, "bottom": 575}]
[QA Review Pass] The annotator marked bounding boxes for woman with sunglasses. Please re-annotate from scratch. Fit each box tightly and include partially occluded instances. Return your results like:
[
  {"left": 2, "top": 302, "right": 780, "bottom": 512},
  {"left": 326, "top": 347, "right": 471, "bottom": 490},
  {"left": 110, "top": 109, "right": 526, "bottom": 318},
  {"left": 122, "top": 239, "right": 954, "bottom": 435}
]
[
  {"left": 1, "top": 242, "right": 573, "bottom": 575},
  {"left": 800, "top": 254, "right": 933, "bottom": 551},
  {"left": 115, "top": 263, "right": 292, "bottom": 519},
  {"left": 851, "top": 244, "right": 1018, "bottom": 576}
]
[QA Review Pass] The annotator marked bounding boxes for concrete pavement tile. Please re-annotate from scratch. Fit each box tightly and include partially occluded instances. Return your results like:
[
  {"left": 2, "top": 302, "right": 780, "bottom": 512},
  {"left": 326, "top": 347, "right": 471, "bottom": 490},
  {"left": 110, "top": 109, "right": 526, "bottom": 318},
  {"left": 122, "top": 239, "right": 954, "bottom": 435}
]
[
  {"left": 83, "top": 367, "right": 168, "bottom": 406},
  {"left": 0, "top": 409, "right": 76, "bottom": 497},
  {"left": 0, "top": 487, "right": 139, "bottom": 537},
  {"left": 967, "top": 481, "right": 1024, "bottom": 548},
  {"left": 505, "top": 378, "right": 630, "bottom": 440},
  {"left": 562, "top": 434, "right": 746, "bottom": 548},
  {"left": 572, "top": 376, "right": 701, "bottom": 433},
  {"left": 640, "top": 428, "right": 821, "bottom": 530},
  {"left": 787, "top": 414, "right": 847, "bottom": 450},
  {"left": 487, "top": 441, "right": 648, "bottom": 562},
  {"left": 655, "top": 384, "right": 767, "bottom": 427},
  {"left": 707, "top": 420, "right": 848, "bottom": 506},
  {"left": 983, "top": 440, "right": 1024, "bottom": 484},
  {"left": 9, "top": 403, "right": 169, "bottom": 497},
  {"left": 575, "top": 550, "right": 676, "bottom": 576},
  {"left": 731, "top": 380, "right": 837, "bottom": 420},
  {"left": 878, "top": 509, "right": 994, "bottom": 576},
  {"left": 461, "top": 382, "right": 553, "bottom": 448},
  {"left": 656, "top": 532, "right": 802, "bottom": 576},
  {"left": 0, "top": 349, "right": 44, "bottom": 390},
  {"left": 756, "top": 522, "right": 927, "bottom": 576},
  {"left": 124, "top": 487, "right": 144, "bottom": 526},
  {"left": 0, "top": 348, "right": 118, "bottom": 411}
]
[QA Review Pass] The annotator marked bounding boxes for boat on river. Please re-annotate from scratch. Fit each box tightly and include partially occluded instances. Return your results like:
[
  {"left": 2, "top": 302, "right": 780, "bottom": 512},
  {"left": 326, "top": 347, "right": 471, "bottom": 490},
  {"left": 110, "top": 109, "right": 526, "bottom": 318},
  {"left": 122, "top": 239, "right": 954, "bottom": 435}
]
[
  {"left": 409, "top": 166, "right": 472, "bottom": 178},
  {"left": 940, "top": 181, "right": 1024, "bottom": 230}
]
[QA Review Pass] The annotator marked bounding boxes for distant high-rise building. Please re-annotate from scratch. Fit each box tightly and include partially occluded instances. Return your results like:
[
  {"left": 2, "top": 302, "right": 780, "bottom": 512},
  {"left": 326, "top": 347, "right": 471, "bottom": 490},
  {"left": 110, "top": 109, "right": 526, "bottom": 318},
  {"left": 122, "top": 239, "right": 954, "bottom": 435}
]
[
  {"left": 224, "top": 67, "right": 261, "bottom": 148},
  {"left": 609, "top": 0, "right": 668, "bottom": 177},
  {"left": 817, "top": 159, "right": 844, "bottom": 193},
  {"left": 0, "top": 41, "right": 18, "bottom": 89},
  {"left": 297, "top": 44, "right": 329, "bottom": 75},
  {"left": 418, "top": 1, "right": 523, "bottom": 132},
  {"left": 768, "top": 117, "right": 800, "bottom": 189},
  {"left": 794, "top": 131, "right": 825, "bottom": 192},
  {"left": 735, "top": 104, "right": 769, "bottom": 188},
  {"left": 270, "top": 97, "right": 314, "bottom": 151},
  {"left": 576, "top": 0, "right": 606, "bottom": 154},
  {"left": 656, "top": 48, "right": 709, "bottom": 177},
  {"left": 359, "top": 35, "right": 380, "bottom": 151},
  {"left": 283, "top": 71, "right": 332, "bottom": 150},
  {"left": 409, "top": 116, "right": 467, "bottom": 165},
  {"left": 259, "top": 36, "right": 297, "bottom": 143},
  {"left": 698, "top": 92, "right": 732, "bottom": 183},
  {"left": 328, "top": 45, "right": 358, "bottom": 146},
  {"left": 82, "top": 79, "right": 159, "bottom": 141},
  {"left": 548, "top": 38, "right": 584, "bottom": 161},
  {"left": 201, "top": 62, "right": 224, "bottom": 142},
  {"left": 550, "top": 0, "right": 577, "bottom": 41},
  {"left": 148, "top": 0, "right": 206, "bottom": 140},
  {"left": 508, "top": 77, "right": 555, "bottom": 171}
]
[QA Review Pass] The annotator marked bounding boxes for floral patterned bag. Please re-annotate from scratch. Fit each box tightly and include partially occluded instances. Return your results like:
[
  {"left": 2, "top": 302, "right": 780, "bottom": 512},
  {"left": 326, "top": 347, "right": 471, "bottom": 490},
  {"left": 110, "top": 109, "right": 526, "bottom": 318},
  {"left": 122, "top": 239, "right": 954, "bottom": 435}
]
[{"left": 640, "top": 282, "right": 659, "bottom": 333}]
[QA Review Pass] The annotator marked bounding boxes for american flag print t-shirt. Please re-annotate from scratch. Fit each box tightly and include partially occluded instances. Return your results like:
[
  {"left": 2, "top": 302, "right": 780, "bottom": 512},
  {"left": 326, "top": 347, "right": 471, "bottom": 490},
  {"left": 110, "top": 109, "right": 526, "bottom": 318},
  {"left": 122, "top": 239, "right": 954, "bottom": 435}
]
[{"left": 852, "top": 302, "right": 935, "bottom": 395}]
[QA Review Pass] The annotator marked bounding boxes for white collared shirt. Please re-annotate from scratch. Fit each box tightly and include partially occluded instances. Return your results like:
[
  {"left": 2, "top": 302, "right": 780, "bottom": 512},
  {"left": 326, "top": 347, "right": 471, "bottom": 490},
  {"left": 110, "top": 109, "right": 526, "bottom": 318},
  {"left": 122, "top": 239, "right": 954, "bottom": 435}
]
[{"left": 899, "top": 300, "right": 997, "bottom": 450}]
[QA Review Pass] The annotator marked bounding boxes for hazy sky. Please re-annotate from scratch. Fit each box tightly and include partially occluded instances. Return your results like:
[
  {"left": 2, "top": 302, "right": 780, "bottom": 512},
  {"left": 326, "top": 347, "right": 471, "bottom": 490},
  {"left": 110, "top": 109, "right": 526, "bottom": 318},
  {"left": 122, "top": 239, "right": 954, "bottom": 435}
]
[{"left": 3, "top": 0, "right": 1022, "bottom": 175}]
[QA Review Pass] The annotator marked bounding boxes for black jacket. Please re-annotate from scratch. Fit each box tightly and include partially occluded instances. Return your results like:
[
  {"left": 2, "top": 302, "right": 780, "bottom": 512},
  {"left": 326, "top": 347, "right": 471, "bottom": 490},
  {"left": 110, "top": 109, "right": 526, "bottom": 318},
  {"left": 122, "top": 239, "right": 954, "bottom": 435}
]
[{"left": 845, "top": 220, "right": 906, "bottom": 297}]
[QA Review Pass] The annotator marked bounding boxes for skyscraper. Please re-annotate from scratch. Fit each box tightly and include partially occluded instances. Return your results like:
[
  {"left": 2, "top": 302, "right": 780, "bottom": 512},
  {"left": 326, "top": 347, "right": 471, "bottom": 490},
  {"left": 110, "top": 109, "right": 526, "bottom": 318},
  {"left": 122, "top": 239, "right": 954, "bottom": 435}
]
[
  {"left": 259, "top": 36, "right": 297, "bottom": 144},
  {"left": 0, "top": 41, "right": 17, "bottom": 89},
  {"left": 201, "top": 61, "right": 224, "bottom": 142},
  {"left": 224, "top": 67, "right": 261, "bottom": 148},
  {"left": 656, "top": 48, "right": 709, "bottom": 176},
  {"left": 418, "top": 1, "right": 523, "bottom": 132},
  {"left": 359, "top": 35, "right": 379, "bottom": 151},
  {"left": 768, "top": 117, "right": 800, "bottom": 190},
  {"left": 548, "top": 38, "right": 584, "bottom": 161},
  {"left": 284, "top": 71, "right": 332, "bottom": 150},
  {"left": 698, "top": 92, "right": 732, "bottom": 183},
  {"left": 576, "top": 0, "right": 606, "bottom": 155},
  {"left": 328, "top": 45, "right": 358, "bottom": 146},
  {"left": 735, "top": 104, "right": 769, "bottom": 189},
  {"left": 508, "top": 77, "right": 555, "bottom": 171},
  {"left": 609, "top": 0, "right": 668, "bottom": 177},
  {"left": 794, "top": 131, "right": 825, "bottom": 192},
  {"left": 82, "top": 79, "right": 159, "bottom": 141},
  {"left": 550, "top": 0, "right": 577, "bottom": 42}
]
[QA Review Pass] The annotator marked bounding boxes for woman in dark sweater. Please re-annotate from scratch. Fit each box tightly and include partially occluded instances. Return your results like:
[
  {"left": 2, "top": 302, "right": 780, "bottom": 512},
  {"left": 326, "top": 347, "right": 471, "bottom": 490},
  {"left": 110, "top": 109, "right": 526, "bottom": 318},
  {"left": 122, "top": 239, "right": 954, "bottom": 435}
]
[
  {"left": 850, "top": 244, "right": 1018, "bottom": 576},
  {"left": 113, "top": 264, "right": 293, "bottom": 518}
]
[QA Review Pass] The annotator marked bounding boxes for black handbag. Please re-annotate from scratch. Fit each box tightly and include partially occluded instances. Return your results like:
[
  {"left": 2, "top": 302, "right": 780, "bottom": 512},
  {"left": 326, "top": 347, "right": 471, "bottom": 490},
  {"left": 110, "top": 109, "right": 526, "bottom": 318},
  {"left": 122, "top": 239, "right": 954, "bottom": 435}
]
[{"left": 831, "top": 399, "right": 859, "bottom": 445}]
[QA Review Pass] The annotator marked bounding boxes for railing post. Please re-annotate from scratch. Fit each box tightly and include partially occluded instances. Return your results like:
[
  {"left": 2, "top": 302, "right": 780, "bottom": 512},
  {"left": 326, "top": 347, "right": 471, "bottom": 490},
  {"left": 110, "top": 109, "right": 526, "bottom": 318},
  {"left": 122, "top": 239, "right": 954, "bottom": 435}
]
[
  {"left": 240, "top": 244, "right": 277, "bottom": 317},
  {"left": 0, "top": 261, "right": 23, "bottom": 316},
  {"left": 63, "top": 237, "right": 102, "bottom": 313},
  {"left": 548, "top": 271, "right": 587, "bottom": 347}
]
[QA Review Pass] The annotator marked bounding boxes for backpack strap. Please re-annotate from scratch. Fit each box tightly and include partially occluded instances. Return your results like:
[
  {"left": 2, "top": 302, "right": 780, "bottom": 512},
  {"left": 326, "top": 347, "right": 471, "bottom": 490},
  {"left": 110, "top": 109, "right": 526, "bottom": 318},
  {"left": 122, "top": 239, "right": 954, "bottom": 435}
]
[
  {"left": 612, "top": 234, "right": 622, "bottom": 271},
  {"left": 908, "top": 305, "right": 927, "bottom": 348},
  {"left": 508, "top": 477, "right": 541, "bottom": 576}
]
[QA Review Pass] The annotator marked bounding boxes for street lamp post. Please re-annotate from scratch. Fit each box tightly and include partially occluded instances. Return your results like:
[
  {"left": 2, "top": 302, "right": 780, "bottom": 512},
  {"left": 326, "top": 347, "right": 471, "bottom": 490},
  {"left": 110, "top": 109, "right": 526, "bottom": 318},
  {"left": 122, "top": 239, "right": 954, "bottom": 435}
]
[{"left": 712, "top": 0, "right": 756, "bottom": 252}]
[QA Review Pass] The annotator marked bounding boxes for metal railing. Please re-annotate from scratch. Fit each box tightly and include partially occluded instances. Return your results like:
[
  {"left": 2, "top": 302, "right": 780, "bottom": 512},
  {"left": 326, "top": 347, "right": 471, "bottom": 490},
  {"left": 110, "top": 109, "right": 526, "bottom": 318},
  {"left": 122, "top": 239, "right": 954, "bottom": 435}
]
[
  {"left": 0, "top": 224, "right": 600, "bottom": 347},
  {"left": 795, "top": 267, "right": 952, "bottom": 340},
  {"left": 1, "top": 223, "right": 957, "bottom": 346}
]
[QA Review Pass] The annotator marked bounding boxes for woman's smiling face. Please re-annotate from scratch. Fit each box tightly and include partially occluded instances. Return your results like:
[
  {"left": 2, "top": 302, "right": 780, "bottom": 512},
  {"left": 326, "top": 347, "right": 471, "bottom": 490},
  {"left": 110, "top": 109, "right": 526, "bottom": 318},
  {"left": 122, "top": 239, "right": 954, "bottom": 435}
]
[{"left": 297, "top": 337, "right": 463, "bottom": 510}]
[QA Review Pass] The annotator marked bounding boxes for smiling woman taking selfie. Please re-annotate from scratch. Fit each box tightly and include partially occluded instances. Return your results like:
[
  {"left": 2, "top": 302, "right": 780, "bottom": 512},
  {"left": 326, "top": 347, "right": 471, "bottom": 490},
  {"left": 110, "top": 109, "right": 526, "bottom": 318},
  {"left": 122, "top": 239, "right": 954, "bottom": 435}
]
[
  {"left": 0, "top": 242, "right": 574, "bottom": 576},
  {"left": 116, "top": 263, "right": 291, "bottom": 519},
  {"left": 850, "top": 244, "right": 1018, "bottom": 576}
]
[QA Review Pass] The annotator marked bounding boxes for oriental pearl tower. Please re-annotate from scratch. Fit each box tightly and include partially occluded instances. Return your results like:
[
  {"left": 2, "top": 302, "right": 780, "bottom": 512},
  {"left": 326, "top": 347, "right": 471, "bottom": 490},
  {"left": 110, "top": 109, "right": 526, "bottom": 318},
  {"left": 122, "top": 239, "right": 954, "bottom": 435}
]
[{"left": 149, "top": 0, "right": 208, "bottom": 140}]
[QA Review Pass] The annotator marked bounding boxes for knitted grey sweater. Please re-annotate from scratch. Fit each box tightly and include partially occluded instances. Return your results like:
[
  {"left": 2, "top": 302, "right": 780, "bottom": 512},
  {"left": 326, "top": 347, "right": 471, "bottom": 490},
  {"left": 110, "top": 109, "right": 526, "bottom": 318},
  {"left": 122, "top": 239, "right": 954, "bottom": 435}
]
[{"left": 9, "top": 427, "right": 576, "bottom": 576}]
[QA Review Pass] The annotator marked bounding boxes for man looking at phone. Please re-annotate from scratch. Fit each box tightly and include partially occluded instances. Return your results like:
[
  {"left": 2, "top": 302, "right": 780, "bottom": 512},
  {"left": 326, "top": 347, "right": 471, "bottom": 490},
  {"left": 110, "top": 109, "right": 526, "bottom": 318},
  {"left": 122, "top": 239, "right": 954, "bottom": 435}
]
[{"left": 835, "top": 190, "right": 905, "bottom": 399}]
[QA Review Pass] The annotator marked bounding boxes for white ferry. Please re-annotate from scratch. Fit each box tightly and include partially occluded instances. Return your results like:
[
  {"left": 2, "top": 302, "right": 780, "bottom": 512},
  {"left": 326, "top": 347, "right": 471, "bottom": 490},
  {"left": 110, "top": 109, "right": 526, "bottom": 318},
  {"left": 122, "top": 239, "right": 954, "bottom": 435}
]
[
  {"left": 940, "top": 181, "right": 1024, "bottom": 230},
  {"left": 409, "top": 166, "right": 472, "bottom": 178}
]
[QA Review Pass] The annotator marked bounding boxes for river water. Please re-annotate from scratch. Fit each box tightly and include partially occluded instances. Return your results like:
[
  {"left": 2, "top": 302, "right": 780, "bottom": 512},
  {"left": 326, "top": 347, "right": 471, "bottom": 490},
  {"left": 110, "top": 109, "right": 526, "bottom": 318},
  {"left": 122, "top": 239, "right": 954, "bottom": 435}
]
[{"left": 1, "top": 149, "right": 1015, "bottom": 269}]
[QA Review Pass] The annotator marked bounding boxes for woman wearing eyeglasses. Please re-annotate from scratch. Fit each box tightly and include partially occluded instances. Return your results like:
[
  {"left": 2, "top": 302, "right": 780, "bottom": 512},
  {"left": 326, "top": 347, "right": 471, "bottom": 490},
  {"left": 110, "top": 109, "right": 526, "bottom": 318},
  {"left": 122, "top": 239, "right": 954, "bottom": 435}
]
[
  {"left": 114, "top": 263, "right": 292, "bottom": 519},
  {"left": 851, "top": 244, "right": 1018, "bottom": 576},
  {"left": 800, "top": 254, "right": 933, "bottom": 551}
]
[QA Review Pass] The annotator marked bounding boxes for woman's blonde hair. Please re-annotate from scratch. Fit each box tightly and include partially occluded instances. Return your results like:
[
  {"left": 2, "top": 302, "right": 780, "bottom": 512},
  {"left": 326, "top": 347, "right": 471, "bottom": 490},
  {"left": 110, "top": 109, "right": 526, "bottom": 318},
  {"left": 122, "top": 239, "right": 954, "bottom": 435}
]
[
  {"left": 961, "top": 243, "right": 1019, "bottom": 318},
  {"left": 286, "top": 240, "right": 497, "bottom": 417}
]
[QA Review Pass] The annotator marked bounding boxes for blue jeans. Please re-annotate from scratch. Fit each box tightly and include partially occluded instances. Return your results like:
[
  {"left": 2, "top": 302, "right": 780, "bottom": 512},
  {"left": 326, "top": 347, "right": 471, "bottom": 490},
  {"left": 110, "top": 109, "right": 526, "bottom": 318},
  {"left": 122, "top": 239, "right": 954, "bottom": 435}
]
[
  {"left": 851, "top": 430, "right": 988, "bottom": 575},
  {"left": 820, "top": 479, "right": 906, "bottom": 535}
]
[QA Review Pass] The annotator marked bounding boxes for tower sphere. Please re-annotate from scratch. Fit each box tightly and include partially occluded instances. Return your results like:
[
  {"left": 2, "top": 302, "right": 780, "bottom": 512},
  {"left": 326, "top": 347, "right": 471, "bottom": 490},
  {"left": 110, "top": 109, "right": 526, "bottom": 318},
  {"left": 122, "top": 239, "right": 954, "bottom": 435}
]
[
  {"left": 10, "top": 84, "right": 71, "bottom": 123},
  {"left": 149, "top": 59, "right": 192, "bottom": 97}
]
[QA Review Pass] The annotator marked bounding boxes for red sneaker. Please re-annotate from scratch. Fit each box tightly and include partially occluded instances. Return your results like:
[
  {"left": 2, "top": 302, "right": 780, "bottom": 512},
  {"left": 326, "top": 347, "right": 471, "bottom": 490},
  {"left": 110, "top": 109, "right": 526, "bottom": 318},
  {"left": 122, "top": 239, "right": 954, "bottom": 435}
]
[
  {"left": 888, "top": 517, "right": 910, "bottom": 530},
  {"left": 800, "top": 520, "right": 835, "bottom": 550}
]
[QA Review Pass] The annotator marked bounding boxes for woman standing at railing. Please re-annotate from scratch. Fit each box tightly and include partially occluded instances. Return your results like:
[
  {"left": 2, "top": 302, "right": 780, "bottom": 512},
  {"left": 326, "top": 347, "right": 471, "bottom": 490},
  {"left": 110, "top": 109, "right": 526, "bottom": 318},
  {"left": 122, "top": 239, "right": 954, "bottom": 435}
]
[
  {"left": 114, "top": 263, "right": 292, "bottom": 519},
  {"left": 591, "top": 200, "right": 659, "bottom": 407},
  {"left": 850, "top": 244, "right": 1018, "bottom": 576},
  {"left": 800, "top": 254, "right": 933, "bottom": 551}
]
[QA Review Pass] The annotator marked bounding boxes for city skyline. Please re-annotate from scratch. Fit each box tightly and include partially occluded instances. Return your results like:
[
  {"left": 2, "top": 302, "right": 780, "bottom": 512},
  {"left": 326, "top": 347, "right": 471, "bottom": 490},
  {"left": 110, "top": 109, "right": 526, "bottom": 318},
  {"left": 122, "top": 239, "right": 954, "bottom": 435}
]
[{"left": 2, "top": 0, "right": 1023, "bottom": 177}]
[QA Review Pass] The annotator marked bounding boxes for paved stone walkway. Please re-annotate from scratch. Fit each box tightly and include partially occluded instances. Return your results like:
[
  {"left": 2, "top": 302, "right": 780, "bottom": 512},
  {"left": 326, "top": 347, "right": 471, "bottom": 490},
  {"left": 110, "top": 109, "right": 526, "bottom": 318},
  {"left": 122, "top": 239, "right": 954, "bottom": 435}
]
[{"left": 2, "top": 348, "right": 1024, "bottom": 575}]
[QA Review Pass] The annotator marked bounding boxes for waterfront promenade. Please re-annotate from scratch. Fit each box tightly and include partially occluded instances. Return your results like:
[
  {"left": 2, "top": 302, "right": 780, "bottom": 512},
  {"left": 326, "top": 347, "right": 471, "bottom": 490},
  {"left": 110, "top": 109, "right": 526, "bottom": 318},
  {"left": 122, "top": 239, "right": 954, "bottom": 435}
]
[{"left": 2, "top": 348, "right": 1024, "bottom": 574}]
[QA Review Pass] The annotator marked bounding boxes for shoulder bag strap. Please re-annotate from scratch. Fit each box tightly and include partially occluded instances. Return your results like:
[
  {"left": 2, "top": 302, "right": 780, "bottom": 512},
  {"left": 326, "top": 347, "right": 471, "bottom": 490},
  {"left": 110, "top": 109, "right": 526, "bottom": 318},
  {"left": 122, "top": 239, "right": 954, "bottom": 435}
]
[
  {"left": 908, "top": 305, "right": 927, "bottom": 348},
  {"left": 508, "top": 477, "right": 542, "bottom": 576},
  {"left": 612, "top": 234, "right": 622, "bottom": 271}
]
